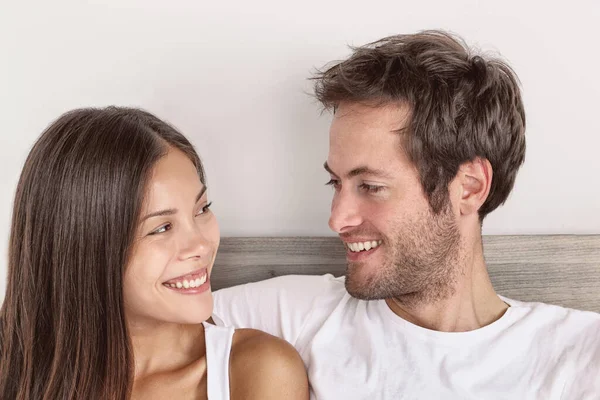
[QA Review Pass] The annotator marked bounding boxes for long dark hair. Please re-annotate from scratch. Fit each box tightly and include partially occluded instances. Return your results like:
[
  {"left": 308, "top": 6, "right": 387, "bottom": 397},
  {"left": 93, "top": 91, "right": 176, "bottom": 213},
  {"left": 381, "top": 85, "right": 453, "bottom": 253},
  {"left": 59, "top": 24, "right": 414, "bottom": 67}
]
[{"left": 0, "top": 107, "right": 205, "bottom": 399}]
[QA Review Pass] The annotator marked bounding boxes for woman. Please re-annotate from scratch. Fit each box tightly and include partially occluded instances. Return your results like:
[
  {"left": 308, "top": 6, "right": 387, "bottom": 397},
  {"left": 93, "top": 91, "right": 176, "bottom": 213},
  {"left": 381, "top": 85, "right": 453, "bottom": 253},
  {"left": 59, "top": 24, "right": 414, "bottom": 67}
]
[{"left": 0, "top": 107, "right": 309, "bottom": 399}]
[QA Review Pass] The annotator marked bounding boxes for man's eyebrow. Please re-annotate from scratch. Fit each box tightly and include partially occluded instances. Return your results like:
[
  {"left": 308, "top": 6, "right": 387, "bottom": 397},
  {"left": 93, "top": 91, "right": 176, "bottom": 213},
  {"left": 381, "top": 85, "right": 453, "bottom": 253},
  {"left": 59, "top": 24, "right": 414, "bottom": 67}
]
[
  {"left": 140, "top": 186, "right": 207, "bottom": 222},
  {"left": 324, "top": 162, "right": 338, "bottom": 177},
  {"left": 324, "top": 162, "right": 392, "bottom": 179}
]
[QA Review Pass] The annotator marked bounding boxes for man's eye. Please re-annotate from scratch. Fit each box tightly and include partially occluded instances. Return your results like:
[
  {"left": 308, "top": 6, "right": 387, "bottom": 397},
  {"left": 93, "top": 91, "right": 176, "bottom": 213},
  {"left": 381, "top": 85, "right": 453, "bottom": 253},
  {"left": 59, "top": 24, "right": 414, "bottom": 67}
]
[
  {"left": 150, "top": 223, "right": 172, "bottom": 235},
  {"left": 196, "top": 201, "right": 213, "bottom": 216},
  {"left": 325, "top": 179, "right": 340, "bottom": 189},
  {"left": 360, "top": 184, "right": 384, "bottom": 193}
]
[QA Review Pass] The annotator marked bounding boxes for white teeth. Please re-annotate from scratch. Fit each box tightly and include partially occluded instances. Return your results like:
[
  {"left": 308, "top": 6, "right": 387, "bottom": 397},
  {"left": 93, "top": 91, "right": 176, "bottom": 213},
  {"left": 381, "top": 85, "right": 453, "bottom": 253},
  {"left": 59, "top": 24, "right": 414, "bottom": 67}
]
[
  {"left": 167, "top": 274, "right": 208, "bottom": 290},
  {"left": 347, "top": 240, "right": 382, "bottom": 252}
]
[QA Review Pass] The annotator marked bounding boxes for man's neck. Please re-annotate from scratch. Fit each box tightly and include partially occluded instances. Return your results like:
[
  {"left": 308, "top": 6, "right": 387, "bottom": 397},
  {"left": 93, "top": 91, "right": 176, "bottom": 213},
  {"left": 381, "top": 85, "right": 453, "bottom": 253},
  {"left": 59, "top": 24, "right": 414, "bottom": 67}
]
[{"left": 386, "top": 237, "right": 508, "bottom": 332}]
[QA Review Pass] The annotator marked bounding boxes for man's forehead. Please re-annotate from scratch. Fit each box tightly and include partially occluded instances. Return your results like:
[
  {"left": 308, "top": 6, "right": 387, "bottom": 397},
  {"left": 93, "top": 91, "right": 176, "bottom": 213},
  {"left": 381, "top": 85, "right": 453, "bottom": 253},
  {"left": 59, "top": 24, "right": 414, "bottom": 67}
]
[
  {"left": 333, "top": 101, "right": 410, "bottom": 130},
  {"left": 324, "top": 161, "right": 395, "bottom": 180},
  {"left": 327, "top": 103, "right": 413, "bottom": 177},
  {"left": 329, "top": 113, "right": 407, "bottom": 158}
]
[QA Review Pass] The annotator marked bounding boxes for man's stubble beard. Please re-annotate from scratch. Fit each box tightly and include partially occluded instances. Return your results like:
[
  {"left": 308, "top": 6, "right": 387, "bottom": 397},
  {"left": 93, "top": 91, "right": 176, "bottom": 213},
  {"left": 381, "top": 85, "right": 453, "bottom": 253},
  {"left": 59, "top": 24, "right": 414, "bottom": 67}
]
[{"left": 345, "top": 204, "right": 463, "bottom": 307}]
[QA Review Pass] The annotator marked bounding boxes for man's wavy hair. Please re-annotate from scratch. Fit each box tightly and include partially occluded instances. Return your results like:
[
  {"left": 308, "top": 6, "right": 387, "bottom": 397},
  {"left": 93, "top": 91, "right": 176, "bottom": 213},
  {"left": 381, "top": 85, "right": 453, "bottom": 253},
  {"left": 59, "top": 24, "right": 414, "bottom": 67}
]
[{"left": 314, "top": 30, "right": 526, "bottom": 219}]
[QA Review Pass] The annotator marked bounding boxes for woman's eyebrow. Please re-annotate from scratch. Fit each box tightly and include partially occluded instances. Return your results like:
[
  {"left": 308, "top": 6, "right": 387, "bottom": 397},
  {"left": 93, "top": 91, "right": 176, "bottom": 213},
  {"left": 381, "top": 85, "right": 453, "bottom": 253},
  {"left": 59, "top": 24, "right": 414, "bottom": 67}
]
[{"left": 141, "top": 186, "right": 207, "bottom": 222}]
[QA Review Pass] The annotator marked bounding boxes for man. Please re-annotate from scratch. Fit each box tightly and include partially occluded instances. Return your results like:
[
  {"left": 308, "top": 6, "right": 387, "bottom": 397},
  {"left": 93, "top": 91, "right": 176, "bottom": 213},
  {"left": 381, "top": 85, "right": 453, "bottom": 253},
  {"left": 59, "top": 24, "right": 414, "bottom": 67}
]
[{"left": 212, "top": 31, "right": 600, "bottom": 399}]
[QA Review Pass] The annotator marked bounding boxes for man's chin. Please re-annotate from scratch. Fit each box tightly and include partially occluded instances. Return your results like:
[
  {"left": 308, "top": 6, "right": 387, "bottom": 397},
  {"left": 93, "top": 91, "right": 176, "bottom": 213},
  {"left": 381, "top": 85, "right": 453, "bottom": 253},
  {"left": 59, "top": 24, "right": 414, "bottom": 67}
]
[{"left": 344, "top": 264, "right": 389, "bottom": 300}]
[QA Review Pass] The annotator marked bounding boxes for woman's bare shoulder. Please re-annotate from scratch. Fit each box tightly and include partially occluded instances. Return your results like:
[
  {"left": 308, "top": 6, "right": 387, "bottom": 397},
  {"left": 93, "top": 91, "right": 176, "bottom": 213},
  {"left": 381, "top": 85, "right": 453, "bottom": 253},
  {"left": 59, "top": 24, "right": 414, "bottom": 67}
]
[{"left": 229, "top": 329, "right": 309, "bottom": 400}]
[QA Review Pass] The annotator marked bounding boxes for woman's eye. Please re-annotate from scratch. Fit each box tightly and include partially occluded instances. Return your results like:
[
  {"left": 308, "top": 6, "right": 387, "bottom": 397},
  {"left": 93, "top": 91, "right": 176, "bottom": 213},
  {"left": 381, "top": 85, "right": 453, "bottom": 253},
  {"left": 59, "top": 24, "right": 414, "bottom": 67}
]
[
  {"left": 150, "top": 223, "right": 172, "bottom": 235},
  {"left": 196, "top": 201, "right": 213, "bottom": 216},
  {"left": 360, "top": 184, "right": 384, "bottom": 193}
]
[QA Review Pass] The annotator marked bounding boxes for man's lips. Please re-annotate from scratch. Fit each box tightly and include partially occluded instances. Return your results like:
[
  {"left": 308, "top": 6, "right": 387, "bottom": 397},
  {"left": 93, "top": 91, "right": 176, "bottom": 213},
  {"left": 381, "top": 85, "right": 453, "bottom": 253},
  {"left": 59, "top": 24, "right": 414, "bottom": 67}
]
[
  {"left": 342, "top": 239, "right": 383, "bottom": 253},
  {"left": 342, "top": 239, "right": 384, "bottom": 262}
]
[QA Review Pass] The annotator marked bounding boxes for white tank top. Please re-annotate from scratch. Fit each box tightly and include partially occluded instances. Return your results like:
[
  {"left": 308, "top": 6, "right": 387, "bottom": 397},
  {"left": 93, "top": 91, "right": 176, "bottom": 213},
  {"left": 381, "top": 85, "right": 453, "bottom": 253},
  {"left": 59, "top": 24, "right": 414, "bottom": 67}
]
[{"left": 202, "top": 322, "right": 235, "bottom": 400}]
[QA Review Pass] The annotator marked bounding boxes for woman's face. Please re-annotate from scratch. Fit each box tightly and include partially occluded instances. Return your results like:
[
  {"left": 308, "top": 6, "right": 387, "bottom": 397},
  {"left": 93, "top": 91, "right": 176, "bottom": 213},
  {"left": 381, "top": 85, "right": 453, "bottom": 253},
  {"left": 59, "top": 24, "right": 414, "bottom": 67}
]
[{"left": 124, "top": 148, "right": 219, "bottom": 327}]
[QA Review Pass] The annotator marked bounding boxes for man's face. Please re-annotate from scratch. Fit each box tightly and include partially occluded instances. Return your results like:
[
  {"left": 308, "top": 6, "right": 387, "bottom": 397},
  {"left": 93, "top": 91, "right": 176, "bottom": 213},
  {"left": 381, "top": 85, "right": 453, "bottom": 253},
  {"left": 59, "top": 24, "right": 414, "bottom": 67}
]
[{"left": 326, "top": 102, "right": 461, "bottom": 303}]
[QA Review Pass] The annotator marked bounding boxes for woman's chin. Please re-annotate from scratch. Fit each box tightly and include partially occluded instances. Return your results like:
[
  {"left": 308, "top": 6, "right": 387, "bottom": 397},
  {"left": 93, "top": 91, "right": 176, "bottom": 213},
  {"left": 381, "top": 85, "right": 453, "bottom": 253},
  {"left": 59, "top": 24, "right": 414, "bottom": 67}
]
[{"left": 170, "top": 297, "right": 214, "bottom": 325}]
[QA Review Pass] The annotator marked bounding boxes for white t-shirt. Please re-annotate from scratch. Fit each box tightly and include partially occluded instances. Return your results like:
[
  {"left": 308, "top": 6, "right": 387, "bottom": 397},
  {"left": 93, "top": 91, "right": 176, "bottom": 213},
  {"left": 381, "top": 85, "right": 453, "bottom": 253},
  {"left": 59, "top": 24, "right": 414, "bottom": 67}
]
[{"left": 212, "top": 274, "right": 600, "bottom": 400}]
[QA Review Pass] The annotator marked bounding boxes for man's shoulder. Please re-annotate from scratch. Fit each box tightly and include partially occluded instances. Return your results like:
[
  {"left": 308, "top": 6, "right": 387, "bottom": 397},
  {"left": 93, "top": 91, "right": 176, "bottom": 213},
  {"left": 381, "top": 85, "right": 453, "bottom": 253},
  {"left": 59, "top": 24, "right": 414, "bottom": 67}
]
[
  {"left": 506, "top": 297, "right": 600, "bottom": 349},
  {"left": 513, "top": 302, "right": 600, "bottom": 394},
  {"left": 507, "top": 297, "right": 600, "bottom": 322},
  {"left": 214, "top": 273, "right": 347, "bottom": 301},
  {"left": 212, "top": 274, "right": 351, "bottom": 337}
]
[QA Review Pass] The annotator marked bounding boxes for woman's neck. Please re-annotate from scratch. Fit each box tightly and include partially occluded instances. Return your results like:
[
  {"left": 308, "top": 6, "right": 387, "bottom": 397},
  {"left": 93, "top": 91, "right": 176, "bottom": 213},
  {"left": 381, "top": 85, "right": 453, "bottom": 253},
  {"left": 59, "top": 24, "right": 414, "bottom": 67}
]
[{"left": 129, "top": 319, "right": 206, "bottom": 379}]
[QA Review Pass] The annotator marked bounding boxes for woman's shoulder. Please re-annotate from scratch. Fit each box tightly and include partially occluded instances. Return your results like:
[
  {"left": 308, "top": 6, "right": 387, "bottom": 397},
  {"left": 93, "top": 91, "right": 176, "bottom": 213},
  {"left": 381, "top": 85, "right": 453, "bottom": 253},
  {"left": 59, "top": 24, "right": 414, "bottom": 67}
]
[{"left": 229, "top": 328, "right": 309, "bottom": 400}]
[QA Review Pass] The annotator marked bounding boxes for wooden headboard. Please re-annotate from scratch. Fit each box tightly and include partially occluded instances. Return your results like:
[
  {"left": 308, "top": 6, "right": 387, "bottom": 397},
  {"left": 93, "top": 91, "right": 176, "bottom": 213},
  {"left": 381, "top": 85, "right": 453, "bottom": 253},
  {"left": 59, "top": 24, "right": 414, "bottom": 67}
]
[{"left": 212, "top": 235, "right": 600, "bottom": 313}]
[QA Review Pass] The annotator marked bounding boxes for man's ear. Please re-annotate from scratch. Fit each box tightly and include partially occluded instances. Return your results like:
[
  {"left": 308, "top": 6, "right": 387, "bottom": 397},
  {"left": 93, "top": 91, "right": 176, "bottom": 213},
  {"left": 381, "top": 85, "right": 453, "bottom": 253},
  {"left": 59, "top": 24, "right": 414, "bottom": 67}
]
[{"left": 456, "top": 158, "right": 493, "bottom": 216}]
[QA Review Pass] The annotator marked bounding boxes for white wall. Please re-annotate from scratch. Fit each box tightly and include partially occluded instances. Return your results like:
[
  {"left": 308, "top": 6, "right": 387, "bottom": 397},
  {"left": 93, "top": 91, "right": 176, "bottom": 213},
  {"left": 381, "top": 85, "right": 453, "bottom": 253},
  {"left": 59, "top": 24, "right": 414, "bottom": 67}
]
[{"left": 1, "top": 0, "right": 599, "bottom": 300}]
